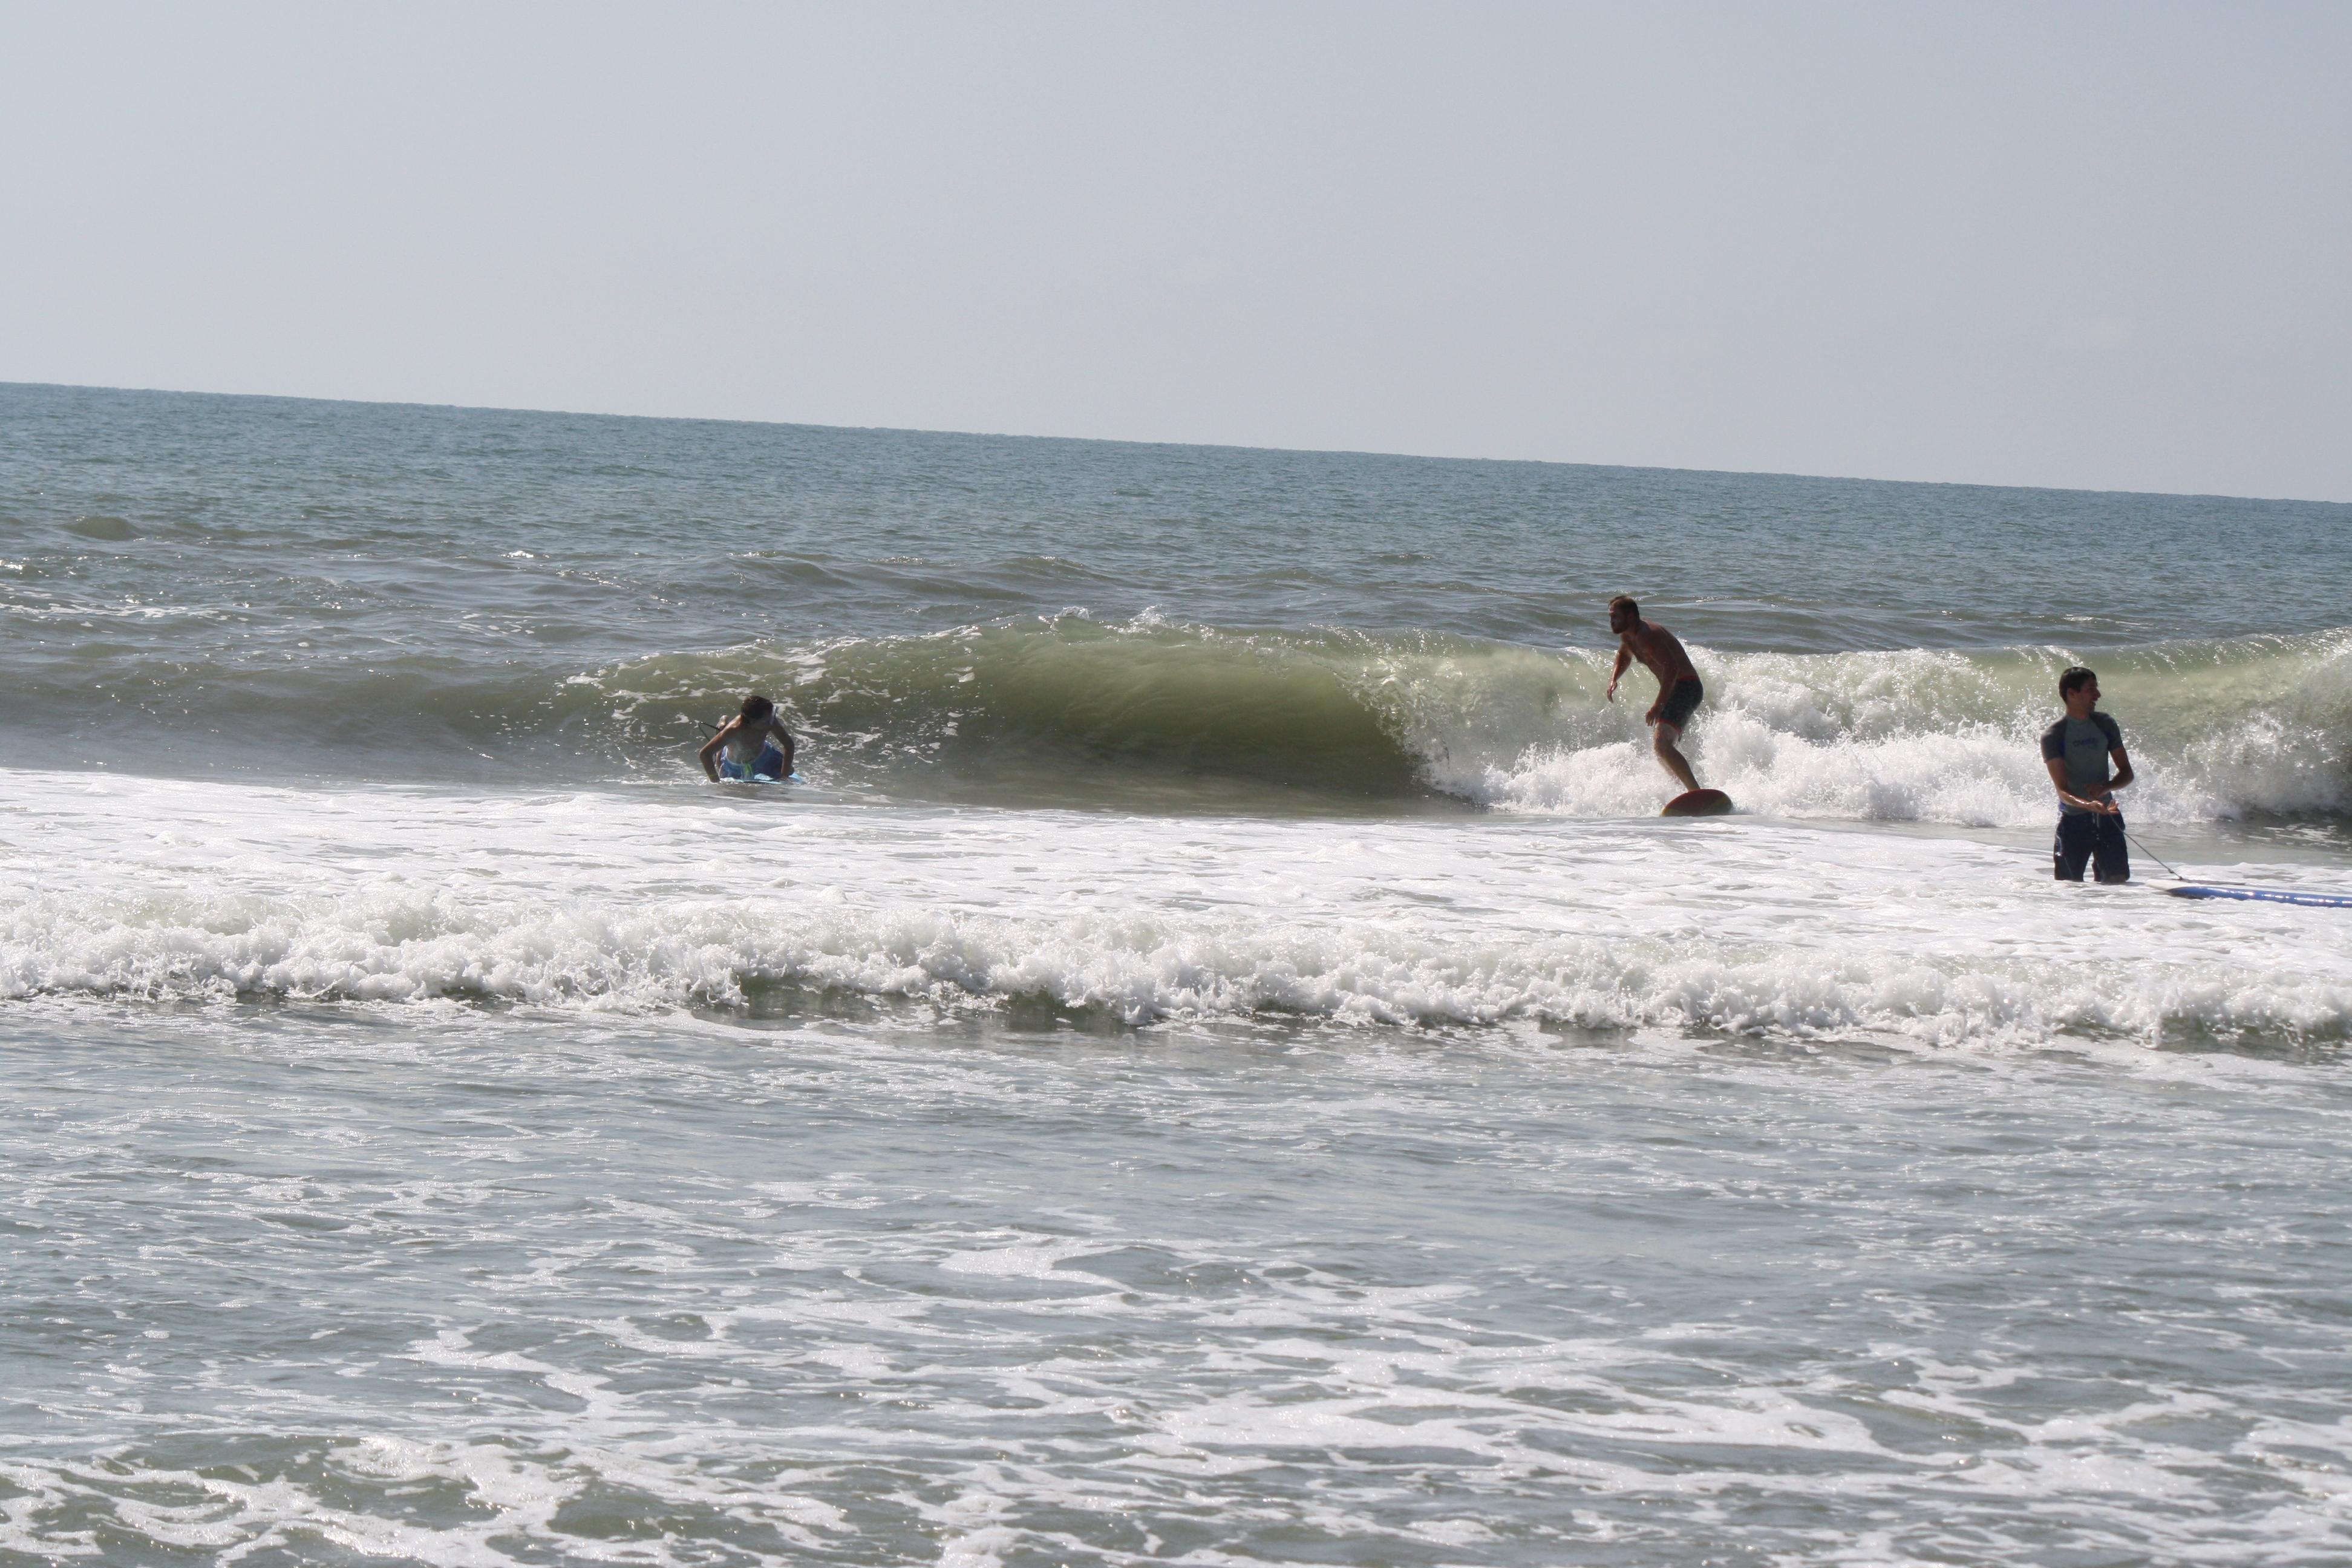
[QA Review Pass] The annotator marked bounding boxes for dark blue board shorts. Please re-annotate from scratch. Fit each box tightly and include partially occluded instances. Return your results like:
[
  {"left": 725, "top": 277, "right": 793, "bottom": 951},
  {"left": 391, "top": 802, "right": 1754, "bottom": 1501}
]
[
  {"left": 1659, "top": 677, "right": 1703, "bottom": 731},
  {"left": 2054, "top": 811, "right": 2129, "bottom": 883}
]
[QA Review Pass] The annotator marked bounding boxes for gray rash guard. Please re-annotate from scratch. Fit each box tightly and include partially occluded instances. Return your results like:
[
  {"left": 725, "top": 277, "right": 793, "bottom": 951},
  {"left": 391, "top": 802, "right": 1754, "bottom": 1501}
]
[{"left": 2040, "top": 711, "right": 2123, "bottom": 815}]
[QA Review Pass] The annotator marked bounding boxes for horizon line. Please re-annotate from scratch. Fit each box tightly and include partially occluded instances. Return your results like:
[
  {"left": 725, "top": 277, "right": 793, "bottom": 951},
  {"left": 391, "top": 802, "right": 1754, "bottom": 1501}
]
[{"left": 8, "top": 377, "right": 2345, "bottom": 510}]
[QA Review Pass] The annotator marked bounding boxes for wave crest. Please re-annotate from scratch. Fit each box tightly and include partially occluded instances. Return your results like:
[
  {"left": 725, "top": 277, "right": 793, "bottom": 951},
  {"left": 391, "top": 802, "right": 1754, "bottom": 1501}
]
[
  {"left": 1459, "top": 635, "right": 2352, "bottom": 825},
  {"left": 9, "top": 884, "right": 2348, "bottom": 1046},
  {"left": 13, "top": 613, "right": 2349, "bottom": 823},
  {"left": 590, "top": 621, "right": 2352, "bottom": 823}
]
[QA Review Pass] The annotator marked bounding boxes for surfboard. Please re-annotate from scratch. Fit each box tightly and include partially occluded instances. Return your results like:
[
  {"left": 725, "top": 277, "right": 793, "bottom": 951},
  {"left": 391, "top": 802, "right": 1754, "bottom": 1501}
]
[
  {"left": 1661, "top": 788, "right": 1733, "bottom": 817},
  {"left": 2166, "top": 884, "right": 2352, "bottom": 909}
]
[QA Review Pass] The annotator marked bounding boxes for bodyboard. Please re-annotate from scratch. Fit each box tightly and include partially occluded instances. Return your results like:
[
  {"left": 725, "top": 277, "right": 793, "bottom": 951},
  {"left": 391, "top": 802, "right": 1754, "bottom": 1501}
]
[{"left": 2166, "top": 884, "right": 2352, "bottom": 909}]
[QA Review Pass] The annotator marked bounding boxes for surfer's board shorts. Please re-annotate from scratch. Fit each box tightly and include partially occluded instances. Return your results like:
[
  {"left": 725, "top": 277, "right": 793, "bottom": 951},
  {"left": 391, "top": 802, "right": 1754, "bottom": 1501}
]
[
  {"left": 2053, "top": 811, "right": 2130, "bottom": 883},
  {"left": 1658, "top": 677, "right": 1703, "bottom": 731}
]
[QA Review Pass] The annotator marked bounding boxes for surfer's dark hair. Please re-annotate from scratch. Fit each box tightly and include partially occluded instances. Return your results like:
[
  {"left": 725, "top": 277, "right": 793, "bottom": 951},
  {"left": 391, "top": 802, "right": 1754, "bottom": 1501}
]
[
  {"left": 1609, "top": 595, "right": 1638, "bottom": 619},
  {"left": 740, "top": 693, "right": 776, "bottom": 722},
  {"left": 2058, "top": 667, "right": 2096, "bottom": 699}
]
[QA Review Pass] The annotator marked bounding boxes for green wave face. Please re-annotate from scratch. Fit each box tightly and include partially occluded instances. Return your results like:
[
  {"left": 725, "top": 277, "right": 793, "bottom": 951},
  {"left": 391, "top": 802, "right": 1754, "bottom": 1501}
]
[
  {"left": 801, "top": 619, "right": 1423, "bottom": 792},
  {"left": 11, "top": 608, "right": 2350, "bottom": 820},
  {"left": 576, "top": 620, "right": 2352, "bottom": 821},
  {"left": 593, "top": 619, "right": 1477, "bottom": 807}
]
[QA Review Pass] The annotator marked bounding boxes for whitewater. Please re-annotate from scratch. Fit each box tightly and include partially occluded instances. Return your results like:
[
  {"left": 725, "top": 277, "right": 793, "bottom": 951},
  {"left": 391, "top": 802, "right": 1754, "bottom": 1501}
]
[
  {"left": 9, "top": 770, "right": 2352, "bottom": 1045},
  {"left": 5, "top": 381, "right": 2351, "bottom": 1567}
]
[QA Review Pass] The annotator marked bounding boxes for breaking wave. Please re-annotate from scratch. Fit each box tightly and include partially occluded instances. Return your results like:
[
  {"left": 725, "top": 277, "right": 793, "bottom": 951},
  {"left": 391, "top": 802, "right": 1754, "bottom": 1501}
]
[
  {"left": 9, "top": 612, "right": 2350, "bottom": 822},
  {"left": 8, "top": 881, "right": 2349, "bottom": 1047},
  {"left": 587, "top": 620, "right": 2352, "bottom": 823}
]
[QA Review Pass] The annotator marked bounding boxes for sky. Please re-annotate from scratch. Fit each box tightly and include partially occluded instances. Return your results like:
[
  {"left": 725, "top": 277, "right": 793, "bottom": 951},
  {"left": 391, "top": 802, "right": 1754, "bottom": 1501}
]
[{"left": 4, "top": 2, "right": 2348, "bottom": 501}]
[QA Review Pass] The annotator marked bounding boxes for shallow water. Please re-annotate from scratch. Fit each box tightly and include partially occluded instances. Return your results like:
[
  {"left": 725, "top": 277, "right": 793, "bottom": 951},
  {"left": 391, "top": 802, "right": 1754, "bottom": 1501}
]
[
  {"left": 8, "top": 1010, "right": 2350, "bottom": 1566},
  {"left": 4, "top": 382, "right": 2350, "bottom": 1564}
]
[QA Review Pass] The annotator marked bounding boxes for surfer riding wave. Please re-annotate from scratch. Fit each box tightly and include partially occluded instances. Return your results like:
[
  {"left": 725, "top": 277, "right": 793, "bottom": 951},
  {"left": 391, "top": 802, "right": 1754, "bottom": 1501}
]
[{"left": 1606, "top": 595, "right": 1705, "bottom": 798}]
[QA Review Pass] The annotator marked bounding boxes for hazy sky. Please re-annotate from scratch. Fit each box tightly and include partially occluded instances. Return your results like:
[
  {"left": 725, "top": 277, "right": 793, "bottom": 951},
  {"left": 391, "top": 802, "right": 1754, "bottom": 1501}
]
[{"left": 5, "top": 2, "right": 2348, "bottom": 499}]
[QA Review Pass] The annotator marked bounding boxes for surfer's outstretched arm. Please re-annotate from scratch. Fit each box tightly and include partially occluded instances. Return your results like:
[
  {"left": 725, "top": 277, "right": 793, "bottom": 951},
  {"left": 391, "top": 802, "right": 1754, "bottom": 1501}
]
[
  {"left": 1606, "top": 642, "right": 1632, "bottom": 701},
  {"left": 699, "top": 719, "right": 740, "bottom": 782}
]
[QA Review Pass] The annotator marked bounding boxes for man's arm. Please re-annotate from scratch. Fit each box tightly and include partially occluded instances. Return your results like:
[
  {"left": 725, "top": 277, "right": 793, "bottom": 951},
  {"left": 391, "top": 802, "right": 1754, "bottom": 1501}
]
[
  {"left": 1606, "top": 643, "right": 1632, "bottom": 701},
  {"left": 699, "top": 720, "right": 737, "bottom": 782},
  {"left": 2105, "top": 745, "right": 2133, "bottom": 796},
  {"left": 2045, "top": 756, "right": 2118, "bottom": 814}
]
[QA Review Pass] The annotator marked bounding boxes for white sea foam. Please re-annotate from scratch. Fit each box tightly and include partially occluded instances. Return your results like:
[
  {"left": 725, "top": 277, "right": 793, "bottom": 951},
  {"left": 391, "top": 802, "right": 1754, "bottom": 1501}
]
[
  {"left": 5, "top": 770, "right": 2348, "bottom": 1045},
  {"left": 1414, "top": 635, "right": 2352, "bottom": 826}
]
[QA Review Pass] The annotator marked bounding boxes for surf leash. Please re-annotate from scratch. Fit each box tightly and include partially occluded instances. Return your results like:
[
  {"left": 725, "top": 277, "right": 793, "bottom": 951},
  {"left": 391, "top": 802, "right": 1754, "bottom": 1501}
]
[
  {"left": 2116, "top": 820, "right": 2352, "bottom": 907},
  {"left": 2122, "top": 824, "right": 2181, "bottom": 882}
]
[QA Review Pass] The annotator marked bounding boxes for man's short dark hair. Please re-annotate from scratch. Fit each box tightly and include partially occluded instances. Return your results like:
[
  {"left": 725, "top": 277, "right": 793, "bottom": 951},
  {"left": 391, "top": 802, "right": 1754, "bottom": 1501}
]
[
  {"left": 741, "top": 693, "right": 776, "bottom": 722},
  {"left": 2057, "top": 667, "right": 2096, "bottom": 699},
  {"left": 1608, "top": 595, "right": 1639, "bottom": 619}
]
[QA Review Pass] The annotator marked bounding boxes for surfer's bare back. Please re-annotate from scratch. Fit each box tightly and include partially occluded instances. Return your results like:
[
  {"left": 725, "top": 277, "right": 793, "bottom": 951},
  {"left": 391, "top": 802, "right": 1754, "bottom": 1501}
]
[{"left": 1606, "top": 595, "right": 1704, "bottom": 794}]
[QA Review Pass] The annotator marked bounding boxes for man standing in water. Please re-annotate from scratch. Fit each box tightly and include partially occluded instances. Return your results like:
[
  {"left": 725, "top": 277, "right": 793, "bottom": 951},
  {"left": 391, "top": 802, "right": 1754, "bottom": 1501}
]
[
  {"left": 2042, "top": 665, "right": 2134, "bottom": 882},
  {"left": 1606, "top": 595, "right": 1705, "bottom": 795}
]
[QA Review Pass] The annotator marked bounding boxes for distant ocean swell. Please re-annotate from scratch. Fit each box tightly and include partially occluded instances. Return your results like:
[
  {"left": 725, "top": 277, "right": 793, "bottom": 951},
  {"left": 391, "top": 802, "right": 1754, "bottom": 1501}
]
[
  {"left": 7, "top": 883, "right": 2349, "bottom": 1044},
  {"left": 13, "top": 614, "right": 2349, "bottom": 822}
]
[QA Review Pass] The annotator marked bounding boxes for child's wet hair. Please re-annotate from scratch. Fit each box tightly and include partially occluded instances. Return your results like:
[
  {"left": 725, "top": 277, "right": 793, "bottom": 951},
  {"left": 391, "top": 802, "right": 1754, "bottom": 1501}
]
[{"left": 740, "top": 693, "right": 775, "bottom": 722}]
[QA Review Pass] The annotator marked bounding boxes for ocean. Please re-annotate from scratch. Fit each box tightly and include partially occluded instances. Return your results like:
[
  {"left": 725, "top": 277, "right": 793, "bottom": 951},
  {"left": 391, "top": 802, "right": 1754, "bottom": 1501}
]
[{"left": 4, "top": 380, "right": 2350, "bottom": 1566}]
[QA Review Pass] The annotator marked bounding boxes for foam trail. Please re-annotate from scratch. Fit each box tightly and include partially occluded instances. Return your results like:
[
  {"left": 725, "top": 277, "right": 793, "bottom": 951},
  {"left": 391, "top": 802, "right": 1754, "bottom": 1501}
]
[{"left": 6, "top": 772, "right": 2348, "bottom": 1045}]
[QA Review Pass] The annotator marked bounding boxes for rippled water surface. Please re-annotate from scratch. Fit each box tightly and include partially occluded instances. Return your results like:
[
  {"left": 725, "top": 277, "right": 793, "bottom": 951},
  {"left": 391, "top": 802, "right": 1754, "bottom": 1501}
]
[{"left": 9, "top": 1010, "right": 2352, "bottom": 1566}]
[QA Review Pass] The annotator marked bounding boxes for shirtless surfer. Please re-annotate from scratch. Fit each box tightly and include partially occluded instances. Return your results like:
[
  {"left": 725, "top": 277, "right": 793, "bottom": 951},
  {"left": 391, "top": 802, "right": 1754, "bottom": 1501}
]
[
  {"left": 700, "top": 693, "right": 797, "bottom": 782},
  {"left": 1606, "top": 595, "right": 1705, "bottom": 795}
]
